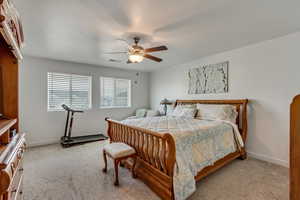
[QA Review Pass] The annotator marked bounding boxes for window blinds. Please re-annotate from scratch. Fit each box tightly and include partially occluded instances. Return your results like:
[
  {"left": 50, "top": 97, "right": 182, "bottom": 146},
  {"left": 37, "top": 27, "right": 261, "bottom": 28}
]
[
  {"left": 100, "top": 77, "right": 131, "bottom": 108},
  {"left": 47, "top": 72, "right": 92, "bottom": 111}
]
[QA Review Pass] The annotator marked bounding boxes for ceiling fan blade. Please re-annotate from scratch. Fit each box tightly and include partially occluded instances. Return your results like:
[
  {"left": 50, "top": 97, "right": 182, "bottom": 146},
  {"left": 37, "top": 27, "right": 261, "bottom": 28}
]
[
  {"left": 143, "top": 54, "right": 162, "bottom": 62},
  {"left": 144, "top": 46, "right": 168, "bottom": 53},
  {"left": 104, "top": 51, "right": 127, "bottom": 54}
]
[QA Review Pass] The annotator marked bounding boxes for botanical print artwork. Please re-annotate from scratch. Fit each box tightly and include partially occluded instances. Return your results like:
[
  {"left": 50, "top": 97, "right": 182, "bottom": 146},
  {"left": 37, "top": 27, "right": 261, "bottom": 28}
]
[{"left": 188, "top": 61, "right": 228, "bottom": 94}]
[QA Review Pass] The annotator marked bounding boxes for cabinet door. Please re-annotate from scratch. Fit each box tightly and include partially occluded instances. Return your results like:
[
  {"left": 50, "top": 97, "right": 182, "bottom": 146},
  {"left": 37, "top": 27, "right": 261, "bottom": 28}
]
[{"left": 290, "top": 95, "right": 300, "bottom": 200}]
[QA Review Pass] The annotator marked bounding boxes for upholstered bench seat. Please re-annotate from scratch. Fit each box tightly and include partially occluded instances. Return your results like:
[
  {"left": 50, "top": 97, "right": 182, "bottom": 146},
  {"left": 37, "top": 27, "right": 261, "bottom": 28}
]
[
  {"left": 104, "top": 142, "right": 135, "bottom": 158},
  {"left": 102, "top": 142, "right": 137, "bottom": 186}
]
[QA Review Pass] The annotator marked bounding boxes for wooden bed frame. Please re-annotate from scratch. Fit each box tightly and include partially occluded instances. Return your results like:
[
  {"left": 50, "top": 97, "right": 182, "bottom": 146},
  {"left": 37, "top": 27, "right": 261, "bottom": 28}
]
[{"left": 105, "top": 99, "right": 248, "bottom": 199}]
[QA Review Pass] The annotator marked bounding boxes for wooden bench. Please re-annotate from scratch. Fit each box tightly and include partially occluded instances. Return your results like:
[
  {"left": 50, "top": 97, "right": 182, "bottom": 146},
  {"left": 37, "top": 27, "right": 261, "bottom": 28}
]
[{"left": 102, "top": 142, "right": 137, "bottom": 186}]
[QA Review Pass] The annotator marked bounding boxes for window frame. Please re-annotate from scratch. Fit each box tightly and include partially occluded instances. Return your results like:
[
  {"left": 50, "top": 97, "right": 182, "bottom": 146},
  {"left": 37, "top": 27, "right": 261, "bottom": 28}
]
[
  {"left": 99, "top": 76, "right": 132, "bottom": 109},
  {"left": 47, "top": 72, "right": 92, "bottom": 112}
]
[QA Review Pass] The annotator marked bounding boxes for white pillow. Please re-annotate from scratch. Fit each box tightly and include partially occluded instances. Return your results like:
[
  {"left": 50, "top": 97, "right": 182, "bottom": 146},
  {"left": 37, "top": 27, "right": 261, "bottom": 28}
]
[
  {"left": 146, "top": 110, "right": 160, "bottom": 117},
  {"left": 177, "top": 104, "right": 196, "bottom": 109},
  {"left": 196, "top": 104, "right": 238, "bottom": 123},
  {"left": 166, "top": 106, "right": 174, "bottom": 115},
  {"left": 168, "top": 106, "right": 197, "bottom": 118},
  {"left": 168, "top": 104, "right": 196, "bottom": 113},
  {"left": 135, "top": 109, "right": 147, "bottom": 118}
]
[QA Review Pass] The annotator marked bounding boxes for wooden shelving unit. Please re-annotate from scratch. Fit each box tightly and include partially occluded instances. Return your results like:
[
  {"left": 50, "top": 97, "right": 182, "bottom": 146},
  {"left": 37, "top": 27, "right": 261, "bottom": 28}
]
[{"left": 0, "top": 0, "right": 25, "bottom": 199}]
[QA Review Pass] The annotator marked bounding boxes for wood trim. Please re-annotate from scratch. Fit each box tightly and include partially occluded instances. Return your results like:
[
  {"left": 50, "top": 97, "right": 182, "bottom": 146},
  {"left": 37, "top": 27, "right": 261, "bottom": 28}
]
[
  {"left": 0, "top": 133, "right": 25, "bottom": 169},
  {"left": 135, "top": 157, "right": 173, "bottom": 199},
  {"left": 290, "top": 95, "right": 300, "bottom": 200},
  {"left": 195, "top": 150, "right": 242, "bottom": 180},
  {"left": 174, "top": 99, "right": 248, "bottom": 105},
  {"left": 0, "top": 133, "right": 25, "bottom": 196},
  {"left": 0, "top": 119, "right": 16, "bottom": 137},
  {"left": 106, "top": 99, "right": 248, "bottom": 199}
]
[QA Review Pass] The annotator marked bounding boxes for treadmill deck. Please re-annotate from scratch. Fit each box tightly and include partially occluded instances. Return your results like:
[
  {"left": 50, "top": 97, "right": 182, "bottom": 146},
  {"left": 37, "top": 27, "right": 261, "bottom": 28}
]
[{"left": 61, "top": 134, "right": 107, "bottom": 147}]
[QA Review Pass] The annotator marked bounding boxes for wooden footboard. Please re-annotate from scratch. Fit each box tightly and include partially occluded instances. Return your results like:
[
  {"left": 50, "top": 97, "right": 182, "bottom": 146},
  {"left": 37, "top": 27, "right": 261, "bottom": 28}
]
[{"left": 105, "top": 118, "right": 176, "bottom": 199}]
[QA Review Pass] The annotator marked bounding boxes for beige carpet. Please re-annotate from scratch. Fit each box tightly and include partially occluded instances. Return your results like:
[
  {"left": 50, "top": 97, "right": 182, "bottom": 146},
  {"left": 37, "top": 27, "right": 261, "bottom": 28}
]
[{"left": 24, "top": 141, "right": 288, "bottom": 200}]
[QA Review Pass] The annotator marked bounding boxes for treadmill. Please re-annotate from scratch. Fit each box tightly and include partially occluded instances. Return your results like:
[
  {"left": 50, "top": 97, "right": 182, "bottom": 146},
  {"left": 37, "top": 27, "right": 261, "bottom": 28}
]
[{"left": 61, "top": 104, "right": 107, "bottom": 147}]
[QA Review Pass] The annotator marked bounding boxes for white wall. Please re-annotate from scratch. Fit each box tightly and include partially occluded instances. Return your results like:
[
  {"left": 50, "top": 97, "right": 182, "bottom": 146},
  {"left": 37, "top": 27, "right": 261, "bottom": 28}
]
[
  {"left": 150, "top": 32, "right": 300, "bottom": 167},
  {"left": 19, "top": 56, "right": 150, "bottom": 146}
]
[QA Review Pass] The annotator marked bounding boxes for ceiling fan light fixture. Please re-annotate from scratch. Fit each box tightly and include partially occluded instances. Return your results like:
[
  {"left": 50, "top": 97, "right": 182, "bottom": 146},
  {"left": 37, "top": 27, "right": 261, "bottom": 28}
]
[
  {"left": 128, "top": 53, "right": 144, "bottom": 63},
  {"left": 107, "top": 36, "right": 167, "bottom": 64}
]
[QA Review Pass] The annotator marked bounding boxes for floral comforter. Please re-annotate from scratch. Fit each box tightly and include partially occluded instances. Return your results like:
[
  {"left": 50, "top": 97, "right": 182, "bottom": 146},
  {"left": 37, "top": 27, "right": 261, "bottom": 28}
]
[{"left": 122, "top": 116, "right": 244, "bottom": 200}]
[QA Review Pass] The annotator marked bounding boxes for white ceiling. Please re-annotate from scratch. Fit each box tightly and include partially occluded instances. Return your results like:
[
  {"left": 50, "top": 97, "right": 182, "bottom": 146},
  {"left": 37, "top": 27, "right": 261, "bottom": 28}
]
[{"left": 14, "top": 0, "right": 300, "bottom": 71}]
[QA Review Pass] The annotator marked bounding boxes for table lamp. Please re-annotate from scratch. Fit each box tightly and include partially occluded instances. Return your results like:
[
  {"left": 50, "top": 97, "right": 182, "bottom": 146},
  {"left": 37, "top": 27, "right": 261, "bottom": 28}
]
[{"left": 160, "top": 98, "right": 172, "bottom": 115}]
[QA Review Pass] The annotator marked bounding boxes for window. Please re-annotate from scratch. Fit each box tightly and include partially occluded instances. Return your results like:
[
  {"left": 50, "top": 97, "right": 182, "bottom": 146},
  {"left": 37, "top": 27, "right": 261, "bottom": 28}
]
[
  {"left": 47, "top": 72, "right": 92, "bottom": 111},
  {"left": 100, "top": 77, "right": 131, "bottom": 108}
]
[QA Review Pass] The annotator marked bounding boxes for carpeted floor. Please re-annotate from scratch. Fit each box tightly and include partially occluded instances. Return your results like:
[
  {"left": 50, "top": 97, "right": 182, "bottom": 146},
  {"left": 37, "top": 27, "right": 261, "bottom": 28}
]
[{"left": 23, "top": 141, "right": 288, "bottom": 200}]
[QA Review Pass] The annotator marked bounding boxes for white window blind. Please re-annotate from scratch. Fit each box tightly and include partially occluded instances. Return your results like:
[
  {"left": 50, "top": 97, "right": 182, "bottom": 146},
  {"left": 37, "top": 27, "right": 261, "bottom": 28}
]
[
  {"left": 100, "top": 77, "right": 131, "bottom": 108},
  {"left": 47, "top": 72, "right": 92, "bottom": 111}
]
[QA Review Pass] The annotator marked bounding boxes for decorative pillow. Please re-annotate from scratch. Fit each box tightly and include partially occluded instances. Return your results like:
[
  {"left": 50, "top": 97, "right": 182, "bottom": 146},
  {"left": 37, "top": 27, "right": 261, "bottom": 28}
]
[
  {"left": 146, "top": 110, "right": 160, "bottom": 117},
  {"left": 168, "top": 106, "right": 181, "bottom": 116},
  {"left": 196, "top": 104, "right": 238, "bottom": 123},
  {"left": 168, "top": 106, "right": 197, "bottom": 118},
  {"left": 181, "top": 108, "right": 197, "bottom": 118},
  {"left": 167, "top": 104, "right": 196, "bottom": 114},
  {"left": 135, "top": 109, "right": 147, "bottom": 118},
  {"left": 166, "top": 106, "right": 174, "bottom": 115}
]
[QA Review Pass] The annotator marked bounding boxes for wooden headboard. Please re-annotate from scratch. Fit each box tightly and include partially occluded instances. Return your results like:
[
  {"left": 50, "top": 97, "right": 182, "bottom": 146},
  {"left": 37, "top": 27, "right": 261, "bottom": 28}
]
[{"left": 175, "top": 99, "right": 249, "bottom": 143}]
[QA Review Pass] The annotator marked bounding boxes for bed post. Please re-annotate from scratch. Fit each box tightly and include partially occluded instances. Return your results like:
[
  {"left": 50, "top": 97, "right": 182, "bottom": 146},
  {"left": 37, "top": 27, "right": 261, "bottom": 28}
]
[
  {"left": 290, "top": 95, "right": 300, "bottom": 200},
  {"left": 240, "top": 99, "right": 248, "bottom": 159},
  {"left": 164, "top": 134, "right": 176, "bottom": 177},
  {"left": 105, "top": 117, "right": 112, "bottom": 143},
  {"left": 242, "top": 99, "right": 248, "bottom": 142}
]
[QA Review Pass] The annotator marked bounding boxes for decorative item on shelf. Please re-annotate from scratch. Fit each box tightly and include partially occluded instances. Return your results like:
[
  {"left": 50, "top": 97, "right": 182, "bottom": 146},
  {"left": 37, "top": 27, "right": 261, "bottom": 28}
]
[
  {"left": 10, "top": 128, "right": 16, "bottom": 137},
  {"left": 0, "top": 113, "right": 9, "bottom": 119},
  {"left": 160, "top": 98, "right": 172, "bottom": 115},
  {"left": 0, "top": 0, "right": 24, "bottom": 59}
]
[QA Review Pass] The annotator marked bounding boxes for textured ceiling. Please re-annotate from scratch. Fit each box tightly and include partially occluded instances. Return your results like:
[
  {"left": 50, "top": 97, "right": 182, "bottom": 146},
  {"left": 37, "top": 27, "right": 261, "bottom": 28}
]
[{"left": 14, "top": 0, "right": 300, "bottom": 71}]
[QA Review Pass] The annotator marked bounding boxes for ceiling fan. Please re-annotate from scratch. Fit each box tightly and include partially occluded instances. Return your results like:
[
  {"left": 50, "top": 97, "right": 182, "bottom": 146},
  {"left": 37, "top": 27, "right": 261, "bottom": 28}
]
[{"left": 106, "top": 37, "right": 168, "bottom": 64}]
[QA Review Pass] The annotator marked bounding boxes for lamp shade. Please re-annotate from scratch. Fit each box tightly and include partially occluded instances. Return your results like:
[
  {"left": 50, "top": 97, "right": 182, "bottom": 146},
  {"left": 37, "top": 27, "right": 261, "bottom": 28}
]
[{"left": 160, "top": 98, "right": 172, "bottom": 105}]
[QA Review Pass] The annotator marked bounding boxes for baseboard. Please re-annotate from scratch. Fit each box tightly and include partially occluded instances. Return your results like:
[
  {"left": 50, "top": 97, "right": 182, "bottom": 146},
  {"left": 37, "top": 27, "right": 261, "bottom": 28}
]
[
  {"left": 247, "top": 151, "right": 289, "bottom": 168},
  {"left": 27, "top": 139, "right": 60, "bottom": 148}
]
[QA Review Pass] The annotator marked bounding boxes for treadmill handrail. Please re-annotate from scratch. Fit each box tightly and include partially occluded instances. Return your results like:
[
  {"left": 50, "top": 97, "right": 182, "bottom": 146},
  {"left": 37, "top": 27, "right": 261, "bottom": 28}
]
[{"left": 61, "top": 104, "right": 84, "bottom": 113}]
